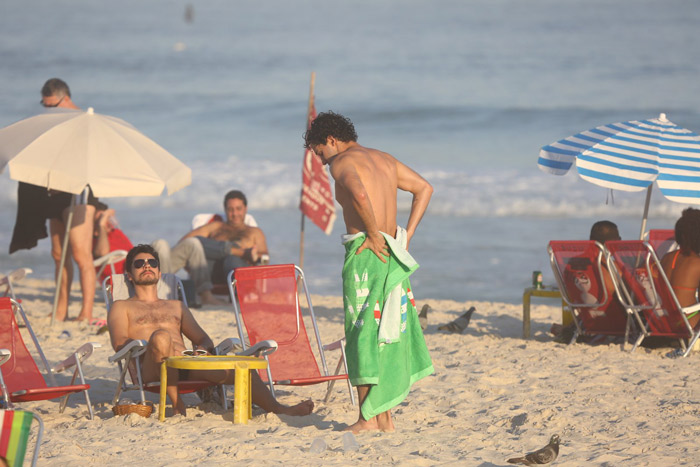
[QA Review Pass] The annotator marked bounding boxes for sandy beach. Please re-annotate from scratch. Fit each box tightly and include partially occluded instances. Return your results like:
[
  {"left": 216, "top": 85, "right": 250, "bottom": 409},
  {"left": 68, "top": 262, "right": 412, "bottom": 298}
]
[{"left": 5, "top": 277, "right": 699, "bottom": 466}]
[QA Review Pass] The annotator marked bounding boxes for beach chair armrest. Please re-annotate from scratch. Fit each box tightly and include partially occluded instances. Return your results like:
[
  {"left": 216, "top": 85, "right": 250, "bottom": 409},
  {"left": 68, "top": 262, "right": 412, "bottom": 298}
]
[
  {"left": 108, "top": 339, "right": 148, "bottom": 363},
  {"left": 681, "top": 302, "right": 700, "bottom": 316},
  {"left": 214, "top": 337, "right": 243, "bottom": 355},
  {"left": 236, "top": 339, "right": 278, "bottom": 357},
  {"left": 322, "top": 338, "right": 345, "bottom": 352},
  {"left": 54, "top": 342, "right": 102, "bottom": 373}
]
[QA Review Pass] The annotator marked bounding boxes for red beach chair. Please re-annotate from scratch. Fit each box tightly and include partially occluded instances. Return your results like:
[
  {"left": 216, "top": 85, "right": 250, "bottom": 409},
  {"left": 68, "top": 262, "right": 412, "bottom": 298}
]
[
  {"left": 605, "top": 240, "right": 700, "bottom": 356},
  {"left": 548, "top": 241, "right": 630, "bottom": 344},
  {"left": 0, "top": 349, "right": 45, "bottom": 467},
  {"left": 0, "top": 298, "right": 99, "bottom": 419},
  {"left": 646, "top": 229, "right": 677, "bottom": 258},
  {"left": 228, "top": 264, "right": 356, "bottom": 405}
]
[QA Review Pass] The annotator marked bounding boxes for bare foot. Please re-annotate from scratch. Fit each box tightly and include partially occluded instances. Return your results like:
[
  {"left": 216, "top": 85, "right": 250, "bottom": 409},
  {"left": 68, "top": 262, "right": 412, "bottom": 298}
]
[
  {"left": 276, "top": 399, "right": 314, "bottom": 416},
  {"left": 199, "top": 290, "right": 227, "bottom": 306},
  {"left": 344, "top": 410, "right": 394, "bottom": 433},
  {"left": 172, "top": 400, "right": 187, "bottom": 417},
  {"left": 344, "top": 417, "right": 380, "bottom": 433},
  {"left": 376, "top": 410, "right": 395, "bottom": 432}
]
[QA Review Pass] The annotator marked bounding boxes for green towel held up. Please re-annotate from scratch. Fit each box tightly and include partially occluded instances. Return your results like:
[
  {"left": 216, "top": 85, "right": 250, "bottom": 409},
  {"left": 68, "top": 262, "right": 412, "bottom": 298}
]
[{"left": 341, "top": 227, "right": 434, "bottom": 420}]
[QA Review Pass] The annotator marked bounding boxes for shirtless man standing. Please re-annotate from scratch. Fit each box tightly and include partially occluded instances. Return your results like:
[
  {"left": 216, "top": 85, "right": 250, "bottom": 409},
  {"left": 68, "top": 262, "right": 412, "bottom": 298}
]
[
  {"left": 304, "top": 111, "right": 434, "bottom": 433},
  {"left": 107, "top": 244, "right": 313, "bottom": 417}
]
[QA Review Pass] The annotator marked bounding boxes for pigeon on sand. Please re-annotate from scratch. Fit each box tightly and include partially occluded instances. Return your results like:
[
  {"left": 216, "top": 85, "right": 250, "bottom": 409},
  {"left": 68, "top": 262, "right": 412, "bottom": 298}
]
[
  {"left": 418, "top": 304, "right": 430, "bottom": 331},
  {"left": 437, "top": 306, "right": 475, "bottom": 334},
  {"left": 507, "top": 434, "right": 560, "bottom": 465}
]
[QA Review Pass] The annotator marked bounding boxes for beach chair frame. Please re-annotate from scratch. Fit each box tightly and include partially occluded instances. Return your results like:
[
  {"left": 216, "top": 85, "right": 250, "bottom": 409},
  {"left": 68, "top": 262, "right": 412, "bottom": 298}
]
[
  {"left": 548, "top": 241, "right": 631, "bottom": 345},
  {"left": 228, "top": 264, "right": 356, "bottom": 405},
  {"left": 605, "top": 240, "right": 700, "bottom": 356},
  {"left": 0, "top": 298, "right": 99, "bottom": 420}
]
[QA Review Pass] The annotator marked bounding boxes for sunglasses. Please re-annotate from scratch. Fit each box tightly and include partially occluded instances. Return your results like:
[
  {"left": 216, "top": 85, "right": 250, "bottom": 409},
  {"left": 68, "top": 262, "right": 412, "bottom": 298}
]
[
  {"left": 40, "top": 96, "right": 65, "bottom": 108},
  {"left": 133, "top": 258, "right": 159, "bottom": 269}
]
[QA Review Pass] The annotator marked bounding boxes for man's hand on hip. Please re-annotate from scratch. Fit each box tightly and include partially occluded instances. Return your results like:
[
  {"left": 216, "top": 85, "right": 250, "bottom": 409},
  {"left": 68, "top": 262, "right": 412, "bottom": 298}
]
[{"left": 356, "top": 232, "right": 389, "bottom": 263}]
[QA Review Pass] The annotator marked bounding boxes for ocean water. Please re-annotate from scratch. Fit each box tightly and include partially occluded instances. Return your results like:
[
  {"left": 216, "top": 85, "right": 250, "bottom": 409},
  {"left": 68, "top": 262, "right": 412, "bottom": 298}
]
[{"left": 1, "top": 0, "right": 700, "bottom": 303}]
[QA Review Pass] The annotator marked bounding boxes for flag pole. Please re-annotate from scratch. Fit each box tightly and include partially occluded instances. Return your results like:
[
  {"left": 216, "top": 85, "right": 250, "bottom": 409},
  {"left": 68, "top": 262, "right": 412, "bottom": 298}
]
[{"left": 299, "top": 71, "right": 315, "bottom": 269}]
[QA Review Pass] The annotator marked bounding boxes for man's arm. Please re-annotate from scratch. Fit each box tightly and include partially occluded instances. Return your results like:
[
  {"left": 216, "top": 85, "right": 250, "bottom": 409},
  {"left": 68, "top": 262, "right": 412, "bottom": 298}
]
[
  {"left": 180, "top": 302, "right": 215, "bottom": 352},
  {"left": 179, "top": 222, "right": 218, "bottom": 243},
  {"left": 331, "top": 158, "right": 389, "bottom": 262},
  {"left": 107, "top": 300, "right": 132, "bottom": 352},
  {"left": 396, "top": 160, "right": 433, "bottom": 248}
]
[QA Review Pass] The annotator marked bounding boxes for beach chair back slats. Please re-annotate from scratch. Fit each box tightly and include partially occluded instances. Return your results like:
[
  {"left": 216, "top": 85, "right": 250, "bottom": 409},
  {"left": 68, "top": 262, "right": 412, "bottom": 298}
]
[
  {"left": 548, "top": 241, "right": 628, "bottom": 336},
  {"left": 233, "top": 265, "right": 322, "bottom": 382},
  {"left": 606, "top": 241, "right": 692, "bottom": 338}
]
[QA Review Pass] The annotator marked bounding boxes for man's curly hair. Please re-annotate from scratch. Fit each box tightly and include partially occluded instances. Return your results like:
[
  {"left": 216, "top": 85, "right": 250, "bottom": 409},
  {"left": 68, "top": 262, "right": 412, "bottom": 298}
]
[
  {"left": 675, "top": 207, "right": 700, "bottom": 255},
  {"left": 304, "top": 111, "right": 358, "bottom": 148}
]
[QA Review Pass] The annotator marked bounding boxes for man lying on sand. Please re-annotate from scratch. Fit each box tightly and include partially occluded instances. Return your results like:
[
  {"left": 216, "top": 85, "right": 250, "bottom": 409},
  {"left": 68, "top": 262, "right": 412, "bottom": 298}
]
[{"left": 107, "top": 244, "right": 313, "bottom": 417}]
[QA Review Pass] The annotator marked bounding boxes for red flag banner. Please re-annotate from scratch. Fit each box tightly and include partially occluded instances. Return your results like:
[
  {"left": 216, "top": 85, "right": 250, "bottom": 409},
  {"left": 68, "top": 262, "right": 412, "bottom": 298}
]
[{"left": 300, "top": 104, "right": 336, "bottom": 234}]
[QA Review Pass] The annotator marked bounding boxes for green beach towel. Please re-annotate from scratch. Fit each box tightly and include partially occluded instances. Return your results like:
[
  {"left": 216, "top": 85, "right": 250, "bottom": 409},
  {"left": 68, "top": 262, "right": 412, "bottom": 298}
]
[{"left": 341, "top": 228, "right": 434, "bottom": 420}]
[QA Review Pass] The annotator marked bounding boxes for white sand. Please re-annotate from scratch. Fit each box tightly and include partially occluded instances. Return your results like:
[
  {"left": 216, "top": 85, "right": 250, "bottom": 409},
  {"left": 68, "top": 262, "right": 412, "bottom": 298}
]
[{"left": 9, "top": 278, "right": 700, "bottom": 465}]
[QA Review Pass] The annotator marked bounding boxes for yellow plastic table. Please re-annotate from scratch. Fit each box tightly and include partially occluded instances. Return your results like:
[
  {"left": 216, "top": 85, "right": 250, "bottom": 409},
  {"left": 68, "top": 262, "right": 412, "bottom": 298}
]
[
  {"left": 159, "top": 355, "right": 268, "bottom": 424},
  {"left": 522, "top": 286, "right": 566, "bottom": 339}
]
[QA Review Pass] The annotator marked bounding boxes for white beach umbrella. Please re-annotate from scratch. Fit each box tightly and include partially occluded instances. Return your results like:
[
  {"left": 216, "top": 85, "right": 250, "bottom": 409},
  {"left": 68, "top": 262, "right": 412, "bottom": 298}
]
[
  {"left": 0, "top": 107, "right": 191, "bottom": 196},
  {"left": 0, "top": 107, "right": 192, "bottom": 324},
  {"left": 538, "top": 113, "right": 700, "bottom": 238}
]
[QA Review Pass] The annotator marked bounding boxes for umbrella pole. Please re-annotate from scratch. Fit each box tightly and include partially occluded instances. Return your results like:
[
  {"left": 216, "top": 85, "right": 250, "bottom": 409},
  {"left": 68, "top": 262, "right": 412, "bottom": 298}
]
[
  {"left": 50, "top": 194, "right": 78, "bottom": 326},
  {"left": 639, "top": 185, "right": 653, "bottom": 241}
]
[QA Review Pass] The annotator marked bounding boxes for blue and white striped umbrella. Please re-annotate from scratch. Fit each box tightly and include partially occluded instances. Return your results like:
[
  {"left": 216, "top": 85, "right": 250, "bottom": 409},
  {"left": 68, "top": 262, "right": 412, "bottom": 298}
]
[
  {"left": 538, "top": 113, "right": 700, "bottom": 204},
  {"left": 538, "top": 113, "right": 700, "bottom": 238}
]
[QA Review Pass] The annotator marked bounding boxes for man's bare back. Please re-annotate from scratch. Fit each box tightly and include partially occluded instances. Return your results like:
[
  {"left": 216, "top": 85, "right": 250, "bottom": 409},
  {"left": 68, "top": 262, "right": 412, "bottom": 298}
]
[{"left": 331, "top": 145, "right": 399, "bottom": 236}]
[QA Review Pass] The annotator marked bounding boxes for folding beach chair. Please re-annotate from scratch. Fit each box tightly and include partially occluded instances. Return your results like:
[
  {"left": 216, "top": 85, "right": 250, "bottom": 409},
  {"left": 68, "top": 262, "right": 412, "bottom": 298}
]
[
  {"left": 646, "top": 229, "right": 677, "bottom": 258},
  {"left": 104, "top": 274, "right": 275, "bottom": 408},
  {"left": 0, "top": 298, "right": 99, "bottom": 420},
  {"left": 0, "top": 349, "right": 44, "bottom": 467},
  {"left": 548, "top": 241, "right": 630, "bottom": 344},
  {"left": 228, "top": 264, "right": 356, "bottom": 405},
  {"left": 605, "top": 240, "right": 700, "bottom": 356}
]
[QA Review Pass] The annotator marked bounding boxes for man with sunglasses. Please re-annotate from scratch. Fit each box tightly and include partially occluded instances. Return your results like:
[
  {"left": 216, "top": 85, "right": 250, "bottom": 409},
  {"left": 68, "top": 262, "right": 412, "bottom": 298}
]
[
  {"left": 9, "top": 79, "right": 99, "bottom": 322},
  {"left": 108, "top": 244, "right": 314, "bottom": 418}
]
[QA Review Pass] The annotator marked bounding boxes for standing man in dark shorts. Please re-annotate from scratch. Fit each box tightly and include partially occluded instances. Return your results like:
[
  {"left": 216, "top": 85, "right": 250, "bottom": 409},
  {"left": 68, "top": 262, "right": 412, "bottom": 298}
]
[
  {"left": 304, "top": 111, "right": 434, "bottom": 433},
  {"left": 41, "top": 78, "right": 99, "bottom": 322}
]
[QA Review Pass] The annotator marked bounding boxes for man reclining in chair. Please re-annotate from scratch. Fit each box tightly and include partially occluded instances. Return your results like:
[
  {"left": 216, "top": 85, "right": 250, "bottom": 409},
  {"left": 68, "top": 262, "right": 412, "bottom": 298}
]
[
  {"left": 152, "top": 189, "right": 269, "bottom": 296},
  {"left": 107, "top": 244, "right": 314, "bottom": 418}
]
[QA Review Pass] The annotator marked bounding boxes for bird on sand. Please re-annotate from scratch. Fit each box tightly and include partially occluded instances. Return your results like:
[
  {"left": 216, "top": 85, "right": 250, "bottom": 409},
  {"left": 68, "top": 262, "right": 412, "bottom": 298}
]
[
  {"left": 418, "top": 304, "right": 430, "bottom": 331},
  {"left": 507, "top": 434, "right": 560, "bottom": 465},
  {"left": 437, "top": 306, "right": 475, "bottom": 333}
]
